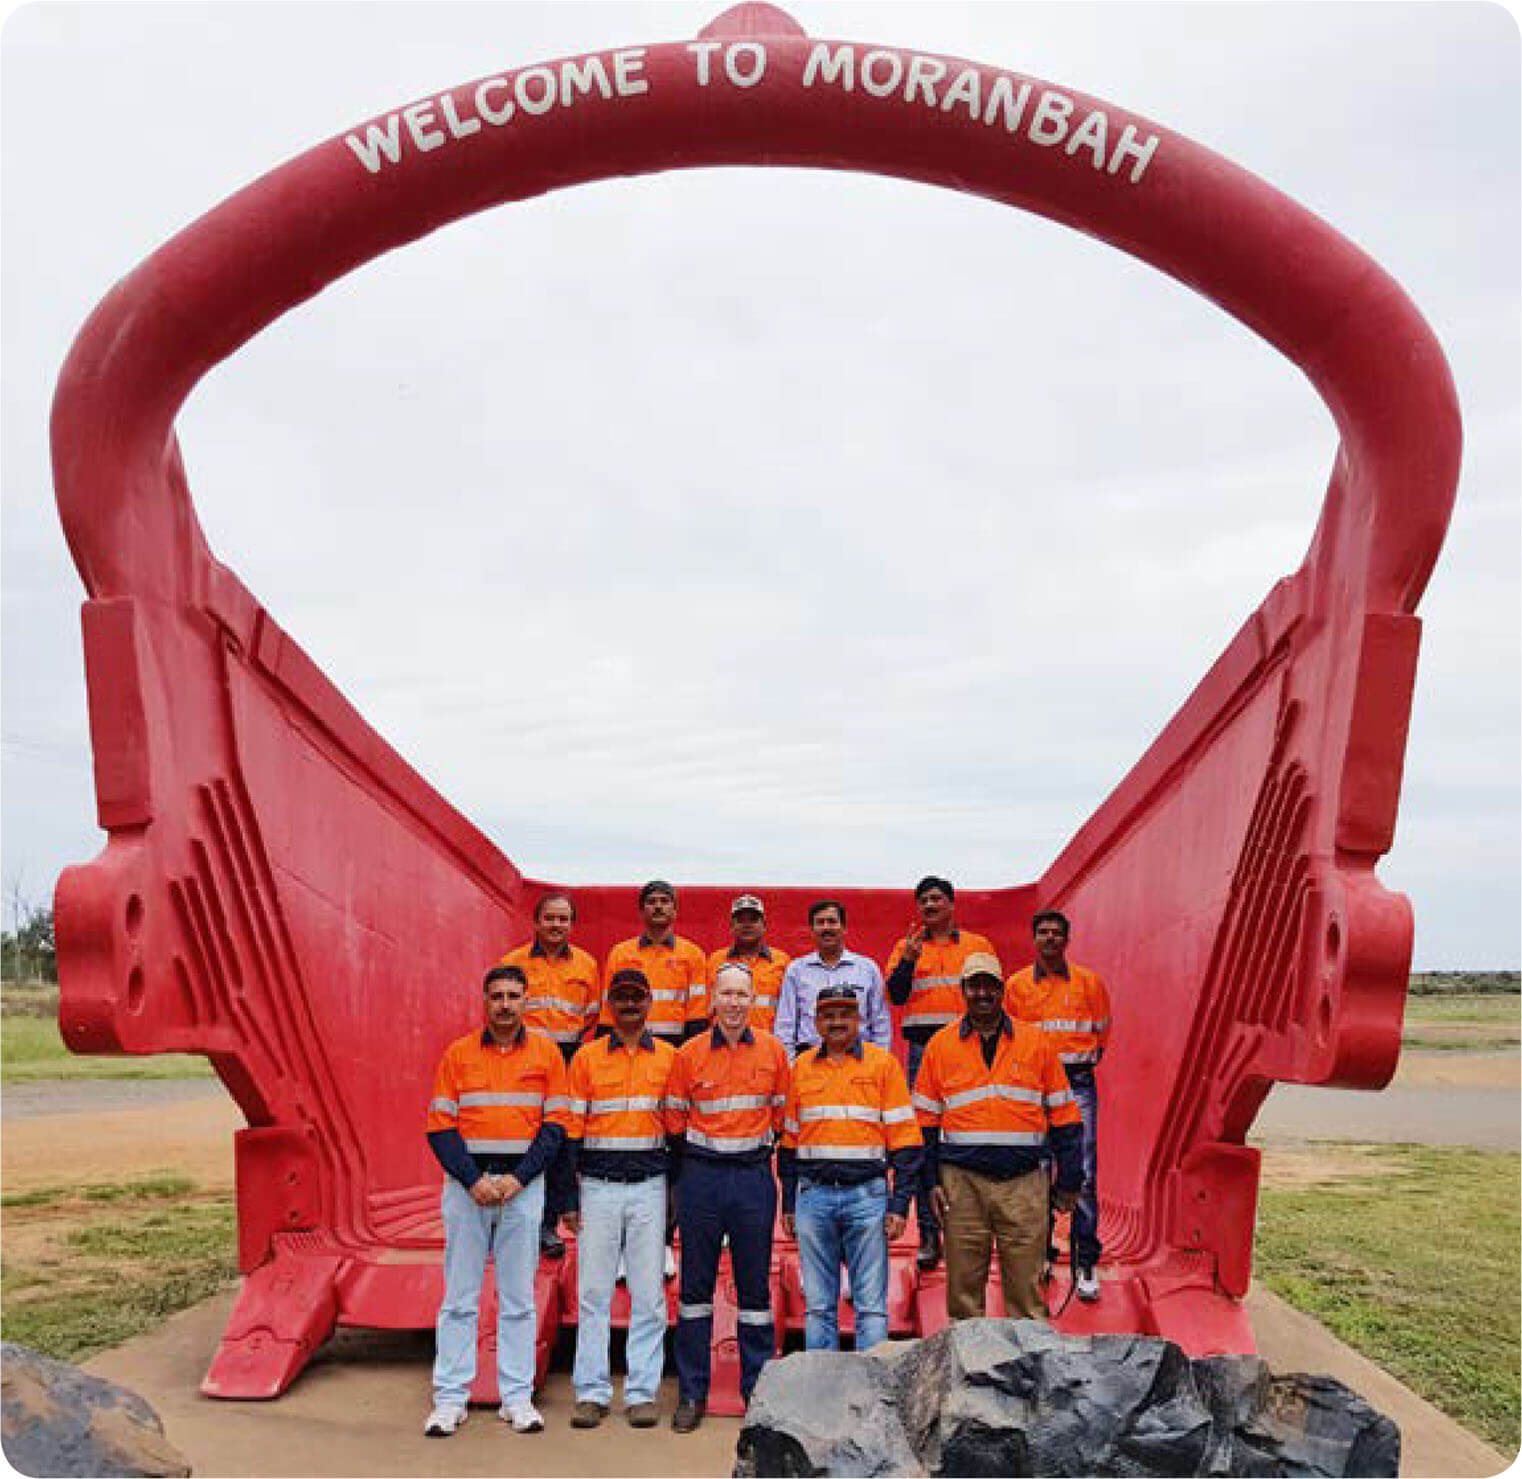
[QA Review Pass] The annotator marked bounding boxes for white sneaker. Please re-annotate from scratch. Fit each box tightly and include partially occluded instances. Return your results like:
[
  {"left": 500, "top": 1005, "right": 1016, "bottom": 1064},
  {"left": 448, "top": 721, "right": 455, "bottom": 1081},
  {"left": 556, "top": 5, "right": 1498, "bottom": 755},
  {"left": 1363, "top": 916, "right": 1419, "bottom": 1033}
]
[
  {"left": 1076, "top": 1266, "right": 1101, "bottom": 1303},
  {"left": 616, "top": 1253, "right": 627, "bottom": 1283},
  {"left": 663, "top": 1245, "right": 677, "bottom": 1280},
  {"left": 424, "top": 1404, "right": 468, "bottom": 1437},
  {"left": 501, "top": 1402, "right": 544, "bottom": 1433},
  {"left": 842, "top": 1270, "right": 853, "bottom": 1304}
]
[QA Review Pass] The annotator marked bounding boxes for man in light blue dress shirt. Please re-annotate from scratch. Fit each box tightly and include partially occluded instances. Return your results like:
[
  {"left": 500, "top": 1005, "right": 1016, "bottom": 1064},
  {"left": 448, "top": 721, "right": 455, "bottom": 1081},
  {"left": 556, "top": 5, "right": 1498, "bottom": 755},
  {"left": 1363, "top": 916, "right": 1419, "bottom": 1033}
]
[{"left": 774, "top": 900, "right": 892, "bottom": 1060}]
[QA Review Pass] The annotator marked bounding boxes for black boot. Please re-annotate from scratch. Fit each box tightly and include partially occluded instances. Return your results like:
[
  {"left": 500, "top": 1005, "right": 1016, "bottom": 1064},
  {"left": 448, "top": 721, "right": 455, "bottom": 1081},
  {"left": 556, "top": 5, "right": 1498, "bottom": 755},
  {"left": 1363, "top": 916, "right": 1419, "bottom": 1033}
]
[{"left": 917, "top": 1221, "right": 942, "bottom": 1272}]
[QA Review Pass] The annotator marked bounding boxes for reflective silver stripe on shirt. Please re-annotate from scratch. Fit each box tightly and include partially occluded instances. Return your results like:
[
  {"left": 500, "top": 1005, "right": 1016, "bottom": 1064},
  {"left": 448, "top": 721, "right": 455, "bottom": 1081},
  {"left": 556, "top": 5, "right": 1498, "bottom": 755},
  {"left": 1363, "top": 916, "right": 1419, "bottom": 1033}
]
[
  {"left": 1042, "top": 1019, "right": 1106, "bottom": 1032},
  {"left": 737, "top": 1308, "right": 774, "bottom": 1326},
  {"left": 902, "top": 1012, "right": 959, "bottom": 1028},
  {"left": 797, "top": 1144, "right": 887, "bottom": 1161},
  {"left": 909, "top": 975, "right": 962, "bottom": 992},
  {"left": 686, "top": 1128, "right": 772, "bottom": 1154},
  {"left": 1060, "top": 1050, "right": 1100, "bottom": 1064},
  {"left": 429, "top": 1097, "right": 458, "bottom": 1115},
  {"left": 798, "top": 1104, "right": 883, "bottom": 1124},
  {"left": 567, "top": 1098, "right": 589, "bottom": 1115},
  {"left": 943, "top": 1084, "right": 1045, "bottom": 1110},
  {"left": 546, "top": 1028, "right": 584, "bottom": 1043},
  {"left": 650, "top": 990, "right": 686, "bottom": 1002},
  {"left": 583, "top": 1134, "right": 665, "bottom": 1150},
  {"left": 524, "top": 995, "right": 585, "bottom": 1016},
  {"left": 882, "top": 1105, "right": 918, "bottom": 1125},
  {"left": 911, "top": 1092, "right": 943, "bottom": 1114},
  {"left": 458, "top": 1091, "right": 545, "bottom": 1108},
  {"left": 588, "top": 1096, "right": 664, "bottom": 1113},
  {"left": 665, "top": 1096, "right": 691, "bottom": 1111},
  {"left": 463, "top": 1137, "right": 533, "bottom": 1152},
  {"left": 941, "top": 1130, "right": 1046, "bottom": 1147},
  {"left": 693, "top": 1094, "right": 771, "bottom": 1114},
  {"left": 543, "top": 1096, "right": 571, "bottom": 1113},
  {"left": 1044, "top": 1089, "right": 1077, "bottom": 1108},
  {"left": 783, "top": 1118, "right": 800, "bottom": 1135},
  {"left": 678, "top": 1302, "right": 713, "bottom": 1319},
  {"left": 770, "top": 1094, "right": 787, "bottom": 1107}
]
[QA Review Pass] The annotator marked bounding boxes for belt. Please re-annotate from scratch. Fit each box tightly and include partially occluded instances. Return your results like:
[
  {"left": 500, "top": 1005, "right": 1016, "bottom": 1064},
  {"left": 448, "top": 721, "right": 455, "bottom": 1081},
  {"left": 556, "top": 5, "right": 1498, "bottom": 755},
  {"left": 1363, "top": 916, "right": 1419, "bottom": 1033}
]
[
  {"left": 800, "top": 1171, "right": 882, "bottom": 1188},
  {"left": 585, "top": 1170, "right": 662, "bottom": 1184}
]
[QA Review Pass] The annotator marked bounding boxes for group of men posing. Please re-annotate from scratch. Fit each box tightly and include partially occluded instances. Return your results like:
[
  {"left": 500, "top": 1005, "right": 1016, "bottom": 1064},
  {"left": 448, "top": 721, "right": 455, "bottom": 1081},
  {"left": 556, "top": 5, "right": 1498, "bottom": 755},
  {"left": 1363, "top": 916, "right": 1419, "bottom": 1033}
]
[{"left": 423, "top": 877, "right": 1112, "bottom": 1439}]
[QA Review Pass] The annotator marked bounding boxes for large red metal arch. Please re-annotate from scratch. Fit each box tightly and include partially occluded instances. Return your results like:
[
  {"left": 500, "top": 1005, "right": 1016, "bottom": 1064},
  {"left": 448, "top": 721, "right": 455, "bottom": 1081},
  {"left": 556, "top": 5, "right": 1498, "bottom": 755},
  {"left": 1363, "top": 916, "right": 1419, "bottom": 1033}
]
[{"left": 51, "top": 3, "right": 1460, "bottom": 1403}]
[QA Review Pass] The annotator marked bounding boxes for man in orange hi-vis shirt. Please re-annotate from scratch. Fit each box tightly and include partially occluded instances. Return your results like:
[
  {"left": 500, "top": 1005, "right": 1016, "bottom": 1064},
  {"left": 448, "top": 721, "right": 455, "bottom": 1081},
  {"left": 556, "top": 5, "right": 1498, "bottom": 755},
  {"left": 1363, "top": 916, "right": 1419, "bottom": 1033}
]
[
  {"left": 601, "top": 880, "right": 708, "bottom": 1046},
  {"left": 423, "top": 964, "right": 571, "bottom": 1438},
  {"left": 884, "top": 875, "right": 995, "bottom": 1272},
  {"left": 704, "top": 894, "right": 790, "bottom": 1034},
  {"left": 1004, "top": 910, "right": 1113, "bottom": 1304},
  {"left": 499, "top": 890, "right": 600, "bottom": 1260}
]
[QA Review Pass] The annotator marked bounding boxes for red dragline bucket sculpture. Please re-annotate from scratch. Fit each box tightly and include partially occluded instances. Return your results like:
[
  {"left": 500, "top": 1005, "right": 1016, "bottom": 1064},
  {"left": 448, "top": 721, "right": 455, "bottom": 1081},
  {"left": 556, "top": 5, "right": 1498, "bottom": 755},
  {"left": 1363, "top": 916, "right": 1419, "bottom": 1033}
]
[{"left": 52, "top": 4, "right": 1458, "bottom": 1404}]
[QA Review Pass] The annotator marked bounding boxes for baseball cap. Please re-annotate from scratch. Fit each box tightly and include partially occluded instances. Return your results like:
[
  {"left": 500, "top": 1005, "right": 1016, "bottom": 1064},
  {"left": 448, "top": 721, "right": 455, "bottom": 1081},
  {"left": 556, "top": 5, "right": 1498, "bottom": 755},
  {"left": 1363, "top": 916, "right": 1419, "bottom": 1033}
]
[
  {"left": 960, "top": 952, "right": 1005, "bottom": 984},
  {"left": 730, "top": 894, "right": 765, "bottom": 917},
  {"left": 608, "top": 968, "right": 652, "bottom": 996},
  {"left": 815, "top": 983, "right": 861, "bottom": 1009}
]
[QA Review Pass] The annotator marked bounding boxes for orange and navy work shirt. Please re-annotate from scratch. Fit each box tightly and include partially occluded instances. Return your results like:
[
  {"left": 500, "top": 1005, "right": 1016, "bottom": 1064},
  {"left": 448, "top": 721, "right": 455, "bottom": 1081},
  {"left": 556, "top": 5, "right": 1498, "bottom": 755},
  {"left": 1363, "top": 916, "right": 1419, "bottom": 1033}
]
[
  {"left": 885, "top": 927, "right": 997, "bottom": 1041},
  {"left": 778, "top": 1040, "right": 923, "bottom": 1214},
  {"left": 499, "top": 940, "right": 601, "bottom": 1053},
  {"left": 563, "top": 1030, "right": 679, "bottom": 1193},
  {"left": 1004, "top": 961, "right": 1112, "bottom": 1066},
  {"left": 600, "top": 934, "right": 709, "bottom": 1042},
  {"left": 705, "top": 944, "right": 792, "bottom": 1034},
  {"left": 666, "top": 1025, "right": 789, "bottom": 1166},
  {"left": 912, "top": 1014, "right": 1082, "bottom": 1185},
  {"left": 426, "top": 1026, "right": 571, "bottom": 1185}
]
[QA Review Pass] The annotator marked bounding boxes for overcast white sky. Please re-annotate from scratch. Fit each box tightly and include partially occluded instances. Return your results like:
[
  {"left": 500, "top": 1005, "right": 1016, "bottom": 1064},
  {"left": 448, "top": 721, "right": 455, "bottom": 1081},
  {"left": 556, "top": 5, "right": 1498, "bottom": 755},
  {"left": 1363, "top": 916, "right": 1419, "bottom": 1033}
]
[{"left": 2, "top": 3, "right": 1517, "bottom": 968}]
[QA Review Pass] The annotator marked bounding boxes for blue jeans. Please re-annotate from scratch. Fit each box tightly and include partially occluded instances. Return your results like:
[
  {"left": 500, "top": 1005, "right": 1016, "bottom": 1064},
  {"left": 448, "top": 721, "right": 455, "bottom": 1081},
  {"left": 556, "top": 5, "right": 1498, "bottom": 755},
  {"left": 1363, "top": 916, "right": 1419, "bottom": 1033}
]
[
  {"left": 795, "top": 1177, "right": 890, "bottom": 1351},
  {"left": 675, "top": 1158, "right": 776, "bottom": 1403},
  {"left": 433, "top": 1174, "right": 544, "bottom": 1409},
  {"left": 573, "top": 1176, "right": 668, "bottom": 1407},
  {"left": 1068, "top": 1069, "right": 1102, "bottom": 1268}
]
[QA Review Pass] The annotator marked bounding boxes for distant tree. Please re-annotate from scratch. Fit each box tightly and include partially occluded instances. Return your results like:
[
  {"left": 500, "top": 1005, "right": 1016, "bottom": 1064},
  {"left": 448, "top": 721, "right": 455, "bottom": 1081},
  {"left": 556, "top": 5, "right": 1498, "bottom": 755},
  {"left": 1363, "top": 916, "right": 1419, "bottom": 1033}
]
[{"left": 3, "top": 879, "right": 57, "bottom": 984}]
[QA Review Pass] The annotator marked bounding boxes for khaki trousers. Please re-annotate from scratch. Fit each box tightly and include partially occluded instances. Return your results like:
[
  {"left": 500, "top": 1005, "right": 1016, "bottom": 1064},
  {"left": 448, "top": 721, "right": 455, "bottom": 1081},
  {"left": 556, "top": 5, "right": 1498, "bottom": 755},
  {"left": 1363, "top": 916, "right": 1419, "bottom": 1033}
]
[{"left": 940, "top": 1162, "right": 1049, "bottom": 1321}]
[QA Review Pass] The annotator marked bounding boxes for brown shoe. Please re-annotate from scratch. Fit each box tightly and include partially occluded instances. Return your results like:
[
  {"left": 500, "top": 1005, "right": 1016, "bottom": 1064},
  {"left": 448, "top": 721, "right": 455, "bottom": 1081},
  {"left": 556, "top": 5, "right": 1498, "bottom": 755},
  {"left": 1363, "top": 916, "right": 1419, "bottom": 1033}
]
[
  {"left": 626, "top": 1401, "right": 659, "bottom": 1428},
  {"left": 570, "top": 1401, "right": 608, "bottom": 1429},
  {"left": 672, "top": 1399, "right": 705, "bottom": 1433}
]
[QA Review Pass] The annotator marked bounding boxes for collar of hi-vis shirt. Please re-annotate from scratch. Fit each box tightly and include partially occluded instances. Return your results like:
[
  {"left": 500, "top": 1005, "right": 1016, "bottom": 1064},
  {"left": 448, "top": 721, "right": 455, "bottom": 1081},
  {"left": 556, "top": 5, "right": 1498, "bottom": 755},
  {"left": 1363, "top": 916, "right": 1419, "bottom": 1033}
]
[
  {"left": 478, "top": 1025, "right": 528, "bottom": 1050},
  {"left": 529, "top": 939, "right": 571, "bottom": 960},
  {"left": 958, "top": 1012, "right": 1013, "bottom": 1040},
  {"left": 605, "top": 1029, "right": 658, "bottom": 1053},
  {"left": 709, "top": 1025, "right": 755, "bottom": 1049},
  {"left": 726, "top": 944, "right": 774, "bottom": 962},
  {"left": 638, "top": 933, "right": 677, "bottom": 949},
  {"left": 1033, "top": 959, "right": 1073, "bottom": 981}
]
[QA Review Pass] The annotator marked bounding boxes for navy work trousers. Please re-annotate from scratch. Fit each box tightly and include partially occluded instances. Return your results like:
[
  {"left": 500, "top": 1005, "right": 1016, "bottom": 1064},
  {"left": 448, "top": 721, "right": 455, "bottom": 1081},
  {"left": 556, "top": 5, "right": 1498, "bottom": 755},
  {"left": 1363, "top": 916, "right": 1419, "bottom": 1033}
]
[{"left": 674, "top": 1157, "right": 777, "bottom": 1404}]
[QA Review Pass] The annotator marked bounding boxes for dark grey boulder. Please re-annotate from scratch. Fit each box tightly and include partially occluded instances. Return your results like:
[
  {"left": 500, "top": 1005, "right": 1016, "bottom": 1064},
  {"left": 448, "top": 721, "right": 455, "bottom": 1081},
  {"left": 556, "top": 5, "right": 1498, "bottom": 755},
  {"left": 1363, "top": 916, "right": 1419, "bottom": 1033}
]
[
  {"left": 737, "top": 1320, "right": 1399, "bottom": 1478},
  {"left": 1, "top": 1343, "right": 190, "bottom": 1478}
]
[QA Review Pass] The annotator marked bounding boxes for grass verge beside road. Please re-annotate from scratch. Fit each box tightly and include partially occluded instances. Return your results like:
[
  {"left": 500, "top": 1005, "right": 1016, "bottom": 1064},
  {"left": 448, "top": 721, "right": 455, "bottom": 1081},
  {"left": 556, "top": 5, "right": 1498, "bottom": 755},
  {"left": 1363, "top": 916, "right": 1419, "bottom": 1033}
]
[
  {"left": 0, "top": 1175, "right": 236, "bottom": 1360},
  {"left": 1400, "top": 992, "right": 1520, "bottom": 1052},
  {"left": 1257, "top": 1142, "right": 1520, "bottom": 1456},
  {"left": 2, "top": 1013, "right": 212, "bottom": 1082}
]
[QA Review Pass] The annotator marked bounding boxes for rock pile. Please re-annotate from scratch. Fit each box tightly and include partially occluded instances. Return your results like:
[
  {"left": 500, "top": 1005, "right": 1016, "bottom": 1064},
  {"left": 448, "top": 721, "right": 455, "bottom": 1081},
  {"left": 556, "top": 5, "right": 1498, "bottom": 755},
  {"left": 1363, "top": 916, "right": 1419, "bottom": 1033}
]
[
  {"left": 735, "top": 1319, "right": 1398, "bottom": 1477},
  {"left": 1, "top": 1342, "right": 190, "bottom": 1477}
]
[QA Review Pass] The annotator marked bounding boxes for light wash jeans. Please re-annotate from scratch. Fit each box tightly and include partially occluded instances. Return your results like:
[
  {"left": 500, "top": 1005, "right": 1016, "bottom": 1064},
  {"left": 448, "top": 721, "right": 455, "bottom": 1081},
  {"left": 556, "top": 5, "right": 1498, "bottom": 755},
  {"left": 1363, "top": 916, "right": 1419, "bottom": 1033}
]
[
  {"left": 573, "top": 1175, "right": 668, "bottom": 1407},
  {"left": 433, "top": 1174, "right": 544, "bottom": 1409},
  {"left": 795, "top": 1177, "right": 891, "bottom": 1351}
]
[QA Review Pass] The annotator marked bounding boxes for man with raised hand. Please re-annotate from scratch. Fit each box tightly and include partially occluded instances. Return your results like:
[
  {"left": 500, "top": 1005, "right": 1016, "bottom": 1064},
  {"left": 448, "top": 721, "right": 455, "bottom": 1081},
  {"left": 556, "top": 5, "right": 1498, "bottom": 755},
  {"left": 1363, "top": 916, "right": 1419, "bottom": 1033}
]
[
  {"left": 424, "top": 964, "right": 570, "bottom": 1437},
  {"left": 1004, "top": 910, "right": 1113, "bottom": 1303},
  {"left": 779, "top": 983, "right": 922, "bottom": 1353},
  {"left": 499, "top": 890, "right": 600, "bottom": 1258},
  {"left": 665, "top": 961, "right": 790, "bottom": 1431},
  {"left": 774, "top": 900, "right": 892, "bottom": 1061},
  {"left": 914, "top": 952, "right": 1082, "bottom": 1320},
  {"left": 561, "top": 968, "right": 679, "bottom": 1430},
  {"left": 705, "top": 894, "right": 790, "bottom": 1034},
  {"left": 601, "top": 880, "right": 709, "bottom": 1046},
  {"left": 885, "top": 875, "right": 996, "bottom": 1272}
]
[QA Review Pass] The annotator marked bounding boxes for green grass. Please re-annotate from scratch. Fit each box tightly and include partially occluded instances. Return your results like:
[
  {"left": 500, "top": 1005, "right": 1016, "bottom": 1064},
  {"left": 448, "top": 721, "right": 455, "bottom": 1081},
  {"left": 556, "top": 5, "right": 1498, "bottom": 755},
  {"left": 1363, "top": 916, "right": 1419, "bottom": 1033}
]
[
  {"left": 1, "top": 1015, "right": 212, "bottom": 1081},
  {"left": 0, "top": 1179, "right": 237, "bottom": 1362},
  {"left": 1401, "top": 992, "right": 1520, "bottom": 1052},
  {"left": 1257, "top": 1143, "right": 1520, "bottom": 1456}
]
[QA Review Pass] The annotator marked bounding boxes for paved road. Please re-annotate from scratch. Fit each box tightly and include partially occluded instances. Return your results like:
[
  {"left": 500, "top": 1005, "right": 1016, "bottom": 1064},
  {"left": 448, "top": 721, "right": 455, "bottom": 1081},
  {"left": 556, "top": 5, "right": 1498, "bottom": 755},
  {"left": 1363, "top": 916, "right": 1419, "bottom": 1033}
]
[{"left": 2, "top": 1078, "right": 223, "bottom": 1121}]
